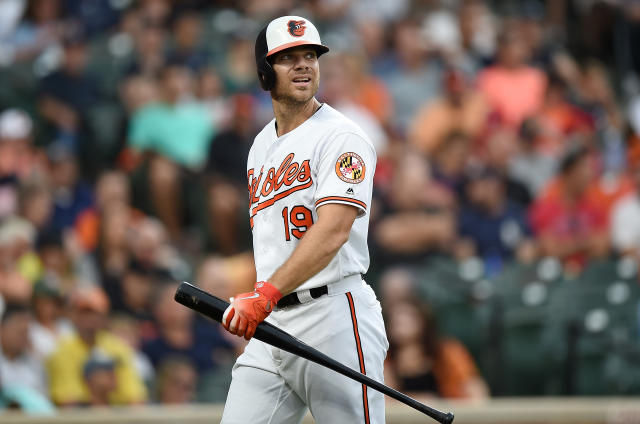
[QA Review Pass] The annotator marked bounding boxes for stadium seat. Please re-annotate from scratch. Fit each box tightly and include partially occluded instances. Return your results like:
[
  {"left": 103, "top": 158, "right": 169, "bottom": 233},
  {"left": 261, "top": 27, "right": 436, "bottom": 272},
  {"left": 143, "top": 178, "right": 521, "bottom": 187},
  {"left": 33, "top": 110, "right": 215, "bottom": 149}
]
[
  {"left": 415, "top": 256, "right": 494, "bottom": 381},
  {"left": 85, "top": 102, "right": 125, "bottom": 162},
  {"left": 196, "top": 363, "right": 234, "bottom": 403},
  {"left": 555, "top": 268, "right": 640, "bottom": 395},
  {"left": 489, "top": 258, "right": 566, "bottom": 395},
  {"left": 0, "top": 61, "right": 40, "bottom": 114}
]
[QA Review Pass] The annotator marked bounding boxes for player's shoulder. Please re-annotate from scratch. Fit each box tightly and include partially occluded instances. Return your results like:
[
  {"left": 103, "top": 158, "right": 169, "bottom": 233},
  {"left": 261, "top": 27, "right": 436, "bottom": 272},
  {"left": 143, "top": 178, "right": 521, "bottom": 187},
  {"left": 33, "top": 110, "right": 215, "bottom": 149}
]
[
  {"left": 314, "top": 104, "right": 375, "bottom": 148},
  {"left": 254, "top": 118, "right": 276, "bottom": 143},
  {"left": 249, "top": 119, "right": 276, "bottom": 160},
  {"left": 314, "top": 104, "right": 363, "bottom": 133}
]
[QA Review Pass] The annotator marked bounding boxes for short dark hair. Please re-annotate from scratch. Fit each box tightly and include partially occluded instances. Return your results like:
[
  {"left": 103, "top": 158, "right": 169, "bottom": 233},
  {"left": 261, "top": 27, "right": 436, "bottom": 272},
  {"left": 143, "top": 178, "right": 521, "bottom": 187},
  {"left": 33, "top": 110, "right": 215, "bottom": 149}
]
[
  {"left": 1, "top": 303, "right": 30, "bottom": 325},
  {"left": 559, "top": 144, "right": 590, "bottom": 175}
]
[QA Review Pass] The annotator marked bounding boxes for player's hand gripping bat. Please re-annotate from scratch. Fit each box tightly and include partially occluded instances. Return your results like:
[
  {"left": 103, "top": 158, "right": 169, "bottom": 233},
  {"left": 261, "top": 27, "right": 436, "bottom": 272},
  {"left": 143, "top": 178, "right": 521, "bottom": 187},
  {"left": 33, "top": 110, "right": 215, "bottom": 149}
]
[{"left": 174, "top": 282, "right": 454, "bottom": 424}]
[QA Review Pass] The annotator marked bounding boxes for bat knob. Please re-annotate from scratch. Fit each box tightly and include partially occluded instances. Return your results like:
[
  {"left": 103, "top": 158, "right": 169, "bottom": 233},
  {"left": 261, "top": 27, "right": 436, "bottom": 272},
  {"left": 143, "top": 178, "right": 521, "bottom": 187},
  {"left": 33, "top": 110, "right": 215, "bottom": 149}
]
[{"left": 441, "top": 412, "right": 454, "bottom": 424}]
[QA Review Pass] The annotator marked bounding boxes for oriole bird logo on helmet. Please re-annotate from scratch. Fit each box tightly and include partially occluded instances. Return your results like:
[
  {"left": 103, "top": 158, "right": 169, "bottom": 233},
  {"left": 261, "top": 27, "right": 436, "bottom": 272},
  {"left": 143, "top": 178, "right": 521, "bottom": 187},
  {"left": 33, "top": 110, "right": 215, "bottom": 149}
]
[{"left": 288, "top": 20, "right": 306, "bottom": 37}]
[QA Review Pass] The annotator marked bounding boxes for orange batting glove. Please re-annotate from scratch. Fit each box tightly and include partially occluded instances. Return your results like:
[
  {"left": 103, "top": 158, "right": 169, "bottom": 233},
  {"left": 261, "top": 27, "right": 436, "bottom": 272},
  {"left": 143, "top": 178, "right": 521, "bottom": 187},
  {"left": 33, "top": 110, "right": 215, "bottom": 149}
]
[{"left": 222, "top": 281, "right": 283, "bottom": 340}]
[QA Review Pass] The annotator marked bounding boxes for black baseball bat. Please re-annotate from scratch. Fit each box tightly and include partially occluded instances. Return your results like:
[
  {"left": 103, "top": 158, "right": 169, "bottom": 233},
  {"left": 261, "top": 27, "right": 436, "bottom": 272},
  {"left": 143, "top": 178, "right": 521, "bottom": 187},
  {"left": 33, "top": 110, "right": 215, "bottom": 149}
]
[{"left": 174, "top": 282, "right": 454, "bottom": 424}]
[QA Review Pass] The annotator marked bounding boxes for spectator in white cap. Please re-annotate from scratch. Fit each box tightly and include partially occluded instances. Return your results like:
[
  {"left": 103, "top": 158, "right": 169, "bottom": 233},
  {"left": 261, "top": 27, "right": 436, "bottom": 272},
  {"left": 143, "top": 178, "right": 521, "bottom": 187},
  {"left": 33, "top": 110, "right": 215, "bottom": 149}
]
[
  {"left": 0, "top": 109, "right": 29, "bottom": 220},
  {"left": 0, "top": 108, "right": 34, "bottom": 180},
  {"left": 0, "top": 108, "right": 32, "bottom": 140},
  {"left": 0, "top": 109, "right": 47, "bottom": 220}
]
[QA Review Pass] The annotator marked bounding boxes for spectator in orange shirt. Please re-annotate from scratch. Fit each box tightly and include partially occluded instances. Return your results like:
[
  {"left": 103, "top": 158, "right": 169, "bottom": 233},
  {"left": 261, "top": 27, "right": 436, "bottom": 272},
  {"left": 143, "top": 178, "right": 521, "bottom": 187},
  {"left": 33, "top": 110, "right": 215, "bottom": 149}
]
[
  {"left": 409, "top": 68, "right": 488, "bottom": 156},
  {"left": 345, "top": 53, "right": 394, "bottom": 130},
  {"left": 74, "top": 170, "right": 133, "bottom": 253},
  {"left": 384, "top": 296, "right": 489, "bottom": 400},
  {"left": 530, "top": 145, "right": 610, "bottom": 270},
  {"left": 476, "top": 26, "right": 547, "bottom": 129},
  {"left": 533, "top": 73, "right": 594, "bottom": 159}
]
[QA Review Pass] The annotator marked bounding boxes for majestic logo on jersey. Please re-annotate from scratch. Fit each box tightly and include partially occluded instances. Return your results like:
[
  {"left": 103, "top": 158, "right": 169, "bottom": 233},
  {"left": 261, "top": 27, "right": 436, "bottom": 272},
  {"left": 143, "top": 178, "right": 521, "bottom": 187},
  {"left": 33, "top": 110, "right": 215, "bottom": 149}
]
[
  {"left": 287, "top": 20, "right": 306, "bottom": 37},
  {"left": 248, "top": 153, "right": 312, "bottom": 221},
  {"left": 335, "top": 152, "right": 365, "bottom": 184}
]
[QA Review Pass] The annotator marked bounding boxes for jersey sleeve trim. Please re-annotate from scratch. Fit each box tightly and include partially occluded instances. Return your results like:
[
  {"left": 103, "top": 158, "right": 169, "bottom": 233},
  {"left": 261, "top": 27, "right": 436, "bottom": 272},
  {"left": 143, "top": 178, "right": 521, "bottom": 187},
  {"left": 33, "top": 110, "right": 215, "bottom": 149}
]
[{"left": 315, "top": 196, "right": 367, "bottom": 211}]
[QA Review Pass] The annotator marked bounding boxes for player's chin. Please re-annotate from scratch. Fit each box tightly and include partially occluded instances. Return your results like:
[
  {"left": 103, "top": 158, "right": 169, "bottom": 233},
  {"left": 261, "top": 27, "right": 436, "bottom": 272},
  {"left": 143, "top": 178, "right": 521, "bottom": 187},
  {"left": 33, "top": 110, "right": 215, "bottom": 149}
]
[
  {"left": 293, "top": 91, "right": 314, "bottom": 103},
  {"left": 277, "top": 91, "right": 312, "bottom": 105},
  {"left": 293, "top": 85, "right": 318, "bottom": 101},
  {"left": 273, "top": 84, "right": 316, "bottom": 105}
]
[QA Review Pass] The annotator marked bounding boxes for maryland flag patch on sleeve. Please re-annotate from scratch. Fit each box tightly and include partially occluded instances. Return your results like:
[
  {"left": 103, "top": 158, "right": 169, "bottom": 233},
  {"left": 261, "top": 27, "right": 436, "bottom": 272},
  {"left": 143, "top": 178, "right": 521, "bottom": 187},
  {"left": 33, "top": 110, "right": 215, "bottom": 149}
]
[{"left": 335, "top": 152, "right": 366, "bottom": 183}]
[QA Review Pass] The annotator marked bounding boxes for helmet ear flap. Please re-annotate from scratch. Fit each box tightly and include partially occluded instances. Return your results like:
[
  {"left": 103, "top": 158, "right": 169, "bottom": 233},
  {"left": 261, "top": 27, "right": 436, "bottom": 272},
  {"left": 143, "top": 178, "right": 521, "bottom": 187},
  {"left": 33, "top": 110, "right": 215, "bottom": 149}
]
[
  {"left": 257, "top": 59, "right": 275, "bottom": 91},
  {"left": 255, "top": 26, "right": 274, "bottom": 91}
]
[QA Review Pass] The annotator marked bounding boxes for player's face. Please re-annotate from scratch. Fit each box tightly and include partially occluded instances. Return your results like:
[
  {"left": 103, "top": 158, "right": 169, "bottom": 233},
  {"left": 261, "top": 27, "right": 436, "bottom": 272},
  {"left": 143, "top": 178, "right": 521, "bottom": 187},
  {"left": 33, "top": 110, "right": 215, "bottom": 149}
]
[{"left": 270, "top": 46, "right": 319, "bottom": 105}]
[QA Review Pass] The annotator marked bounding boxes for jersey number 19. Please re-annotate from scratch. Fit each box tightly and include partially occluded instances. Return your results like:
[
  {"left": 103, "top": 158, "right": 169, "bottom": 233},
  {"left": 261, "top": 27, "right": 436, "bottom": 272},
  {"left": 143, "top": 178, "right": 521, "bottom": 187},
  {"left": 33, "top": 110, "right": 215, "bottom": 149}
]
[{"left": 281, "top": 206, "right": 313, "bottom": 241}]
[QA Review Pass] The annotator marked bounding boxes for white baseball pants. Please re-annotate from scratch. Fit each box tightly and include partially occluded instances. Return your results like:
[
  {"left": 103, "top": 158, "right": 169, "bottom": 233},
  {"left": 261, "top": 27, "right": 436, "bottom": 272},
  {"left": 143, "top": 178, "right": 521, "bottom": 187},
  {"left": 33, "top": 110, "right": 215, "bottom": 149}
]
[{"left": 221, "top": 276, "right": 388, "bottom": 424}]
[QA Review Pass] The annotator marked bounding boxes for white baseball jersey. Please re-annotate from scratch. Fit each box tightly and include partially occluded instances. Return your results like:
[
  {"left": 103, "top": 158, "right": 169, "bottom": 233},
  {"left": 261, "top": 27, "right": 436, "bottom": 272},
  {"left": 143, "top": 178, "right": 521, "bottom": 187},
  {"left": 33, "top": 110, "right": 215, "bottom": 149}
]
[{"left": 247, "top": 104, "right": 376, "bottom": 291}]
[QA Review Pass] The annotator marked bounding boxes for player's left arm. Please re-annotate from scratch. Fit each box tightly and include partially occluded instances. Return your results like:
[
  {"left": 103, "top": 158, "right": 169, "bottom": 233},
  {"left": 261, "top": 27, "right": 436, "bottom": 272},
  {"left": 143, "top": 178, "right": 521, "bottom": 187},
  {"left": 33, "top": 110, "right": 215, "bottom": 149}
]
[
  {"left": 268, "top": 202, "right": 358, "bottom": 295},
  {"left": 223, "top": 203, "right": 358, "bottom": 340}
]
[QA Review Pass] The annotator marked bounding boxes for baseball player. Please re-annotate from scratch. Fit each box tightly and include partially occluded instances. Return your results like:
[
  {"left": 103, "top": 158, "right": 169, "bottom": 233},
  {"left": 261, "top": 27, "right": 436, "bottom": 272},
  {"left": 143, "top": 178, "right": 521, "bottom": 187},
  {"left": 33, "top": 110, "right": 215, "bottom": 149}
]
[{"left": 220, "top": 15, "right": 388, "bottom": 424}]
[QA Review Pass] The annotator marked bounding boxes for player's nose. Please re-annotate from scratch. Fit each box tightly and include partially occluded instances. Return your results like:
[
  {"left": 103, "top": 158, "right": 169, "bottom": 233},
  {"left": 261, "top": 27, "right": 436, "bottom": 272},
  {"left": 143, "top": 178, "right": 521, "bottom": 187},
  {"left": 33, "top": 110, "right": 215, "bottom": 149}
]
[{"left": 292, "top": 56, "right": 310, "bottom": 70}]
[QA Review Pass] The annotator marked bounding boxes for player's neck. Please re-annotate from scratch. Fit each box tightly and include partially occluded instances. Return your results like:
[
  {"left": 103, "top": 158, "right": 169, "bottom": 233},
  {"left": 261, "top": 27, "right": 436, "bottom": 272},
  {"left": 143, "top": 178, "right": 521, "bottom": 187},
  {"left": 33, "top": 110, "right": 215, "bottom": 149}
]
[{"left": 273, "top": 97, "right": 321, "bottom": 137}]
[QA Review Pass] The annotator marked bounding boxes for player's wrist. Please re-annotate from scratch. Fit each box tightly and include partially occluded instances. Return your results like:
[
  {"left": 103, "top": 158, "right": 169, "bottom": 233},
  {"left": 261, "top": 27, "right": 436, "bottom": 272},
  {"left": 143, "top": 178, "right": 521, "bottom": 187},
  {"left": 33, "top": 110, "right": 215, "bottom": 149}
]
[{"left": 254, "top": 281, "right": 283, "bottom": 304}]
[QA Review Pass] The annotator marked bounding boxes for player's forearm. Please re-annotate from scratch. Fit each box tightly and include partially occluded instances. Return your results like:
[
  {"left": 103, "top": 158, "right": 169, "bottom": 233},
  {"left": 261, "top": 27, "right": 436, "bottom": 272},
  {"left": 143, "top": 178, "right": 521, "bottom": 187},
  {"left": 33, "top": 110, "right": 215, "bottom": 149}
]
[
  {"left": 268, "top": 221, "right": 349, "bottom": 295},
  {"left": 268, "top": 205, "right": 357, "bottom": 295}
]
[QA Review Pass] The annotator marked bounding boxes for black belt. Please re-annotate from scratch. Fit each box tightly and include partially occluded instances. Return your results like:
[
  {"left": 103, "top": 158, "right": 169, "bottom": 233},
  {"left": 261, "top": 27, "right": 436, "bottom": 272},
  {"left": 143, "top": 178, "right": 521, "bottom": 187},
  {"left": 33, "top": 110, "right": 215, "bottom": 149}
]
[{"left": 277, "top": 285, "right": 329, "bottom": 308}]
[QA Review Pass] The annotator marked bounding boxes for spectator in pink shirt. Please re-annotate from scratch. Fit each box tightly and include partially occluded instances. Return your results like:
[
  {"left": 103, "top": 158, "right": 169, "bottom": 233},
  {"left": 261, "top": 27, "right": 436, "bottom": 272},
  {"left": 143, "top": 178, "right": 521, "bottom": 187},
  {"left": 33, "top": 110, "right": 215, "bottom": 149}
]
[{"left": 477, "top": 26, "right": 547, "bottom": 129}]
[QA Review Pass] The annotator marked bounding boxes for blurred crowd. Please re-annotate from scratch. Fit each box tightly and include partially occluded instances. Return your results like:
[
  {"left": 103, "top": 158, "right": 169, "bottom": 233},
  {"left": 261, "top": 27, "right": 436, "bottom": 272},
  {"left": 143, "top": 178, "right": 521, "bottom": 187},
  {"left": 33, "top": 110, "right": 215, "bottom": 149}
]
[{"left": 1, "top": 0, "right": 640, "bottom": 412}]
